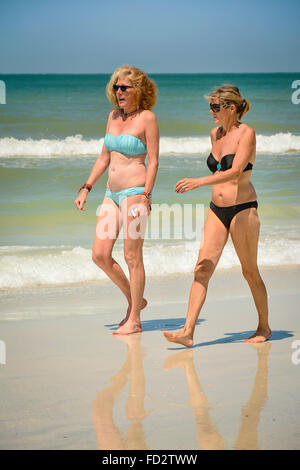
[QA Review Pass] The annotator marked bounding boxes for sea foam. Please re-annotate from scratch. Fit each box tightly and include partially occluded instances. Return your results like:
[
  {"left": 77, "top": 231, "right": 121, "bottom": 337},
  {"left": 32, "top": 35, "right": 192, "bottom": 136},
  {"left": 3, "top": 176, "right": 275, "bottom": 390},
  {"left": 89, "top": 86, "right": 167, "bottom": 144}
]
[
  {"left": 0, "top": 133, "right": 300, "bottom": 157},
  {"left": 1, "top": 239, "right": 299, "bottom": 289}
]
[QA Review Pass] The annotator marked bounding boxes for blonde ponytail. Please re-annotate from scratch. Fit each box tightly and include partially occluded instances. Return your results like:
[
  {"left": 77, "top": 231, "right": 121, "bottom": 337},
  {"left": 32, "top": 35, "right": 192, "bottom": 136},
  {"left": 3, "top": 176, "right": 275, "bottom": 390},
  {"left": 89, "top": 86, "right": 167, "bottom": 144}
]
[{"left": 238, "top": 99, "right": 251, "bottom": 119}]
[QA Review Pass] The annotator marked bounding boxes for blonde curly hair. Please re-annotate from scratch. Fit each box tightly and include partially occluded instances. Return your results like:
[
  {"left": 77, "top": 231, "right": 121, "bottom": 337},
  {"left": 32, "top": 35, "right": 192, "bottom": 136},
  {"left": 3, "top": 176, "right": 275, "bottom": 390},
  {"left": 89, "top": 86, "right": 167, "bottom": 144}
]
[
  {"left": 106, "top": 65, "right": 157, "bottom": 110},
  {"left": 206, "top": 84, "right": 251, "bottom": 120}
]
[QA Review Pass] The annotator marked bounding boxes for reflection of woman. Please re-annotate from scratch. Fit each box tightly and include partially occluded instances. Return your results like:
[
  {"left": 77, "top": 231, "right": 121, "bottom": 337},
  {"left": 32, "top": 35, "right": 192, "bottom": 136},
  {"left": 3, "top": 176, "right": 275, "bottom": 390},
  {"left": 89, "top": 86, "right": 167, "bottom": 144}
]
[
  {"left": 93, "top": 334, "right": 150, "bottom": 450},
  {"left": 235, "top": 342, "right": 271, "bottom": 450},
  {"left": 164, "top": 342, "right": 271, "bottom": 450},
  {"left": 164, "top": 85, "right": 271, "bottom": 347},
  {"left": 164, "top": 350, "right": 224, "bottom": 450},
  {"left": 75, "top": 66, "right": 159, "bottom": 335}
]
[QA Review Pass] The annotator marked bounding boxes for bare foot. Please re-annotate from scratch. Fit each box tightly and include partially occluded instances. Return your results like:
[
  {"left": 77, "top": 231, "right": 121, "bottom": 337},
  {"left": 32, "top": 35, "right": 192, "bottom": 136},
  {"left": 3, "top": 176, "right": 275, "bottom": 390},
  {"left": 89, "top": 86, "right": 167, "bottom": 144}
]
[
  {"left": 163, "top": 329, "right": 194, "bottom": 348},
  {"left": 119, "top": 298, "right": 148, "bottom": 327},
  {"left": 244, "top": 327, "right": 272, "bottom": 343},
  {"left": 113, "top": 321, "right": 142, "bottom": 336}
]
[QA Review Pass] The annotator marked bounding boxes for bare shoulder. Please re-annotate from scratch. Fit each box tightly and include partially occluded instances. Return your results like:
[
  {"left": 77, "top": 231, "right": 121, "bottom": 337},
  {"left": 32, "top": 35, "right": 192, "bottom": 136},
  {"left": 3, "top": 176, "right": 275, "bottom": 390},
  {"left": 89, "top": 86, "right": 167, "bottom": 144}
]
[
  {"left": 210, "top": 126, "right": 219, "bottom": 136},
  {"left": 140, "top": 109, "right": 157, "bottom": 126},
  {"left": 141, "top": 109, "right": 157, "bottom": 123},
  {"left": 210, "top": 126, "right": 220, "bottom": 141},
  {"left": 240, "top": 123, "right": 255, "bottom": 139},
  {"left": 110, "top": 109, "right": 121, "bottom": 121},
  {"left": 238, "top": 124, "right": 256, "bottom": 156},
  {"left": 142, "top": 110, "right": 158, "bottom": 137}
]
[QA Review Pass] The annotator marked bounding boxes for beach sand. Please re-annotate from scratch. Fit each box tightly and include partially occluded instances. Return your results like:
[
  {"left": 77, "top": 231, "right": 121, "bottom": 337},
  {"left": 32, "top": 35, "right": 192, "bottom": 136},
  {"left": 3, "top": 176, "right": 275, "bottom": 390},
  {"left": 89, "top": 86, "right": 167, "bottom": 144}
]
[{"left": 0, "top": 265, "right": 299, "bottom": 450}]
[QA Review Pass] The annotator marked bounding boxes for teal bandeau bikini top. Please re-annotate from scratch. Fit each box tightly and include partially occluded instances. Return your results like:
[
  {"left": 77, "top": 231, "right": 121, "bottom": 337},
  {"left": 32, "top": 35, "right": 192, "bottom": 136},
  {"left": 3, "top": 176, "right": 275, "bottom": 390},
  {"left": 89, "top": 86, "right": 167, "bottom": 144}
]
[{"left": 104, "top": 133, "right": 147, "bottom": 156}]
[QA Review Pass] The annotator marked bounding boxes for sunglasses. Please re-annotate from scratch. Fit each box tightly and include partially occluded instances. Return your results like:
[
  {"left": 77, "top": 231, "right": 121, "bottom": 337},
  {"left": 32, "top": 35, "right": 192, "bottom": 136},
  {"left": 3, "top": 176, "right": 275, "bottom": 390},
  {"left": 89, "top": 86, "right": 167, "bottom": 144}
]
[
  {"left": 113, "top": 85, "right": 133, "bottom": 92},
  {"left": 209, "top": 103, "right": 231, "bottom": 112}
]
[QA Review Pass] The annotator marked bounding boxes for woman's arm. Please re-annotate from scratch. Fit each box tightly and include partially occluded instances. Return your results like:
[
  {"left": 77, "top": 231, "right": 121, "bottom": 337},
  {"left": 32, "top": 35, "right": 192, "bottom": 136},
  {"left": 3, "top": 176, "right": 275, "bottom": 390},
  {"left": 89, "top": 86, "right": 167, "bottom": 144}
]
[
  {"left": 78, "top": 112, "right": 112, "bottom": 191},
  {"left": 143, "top": 111, "right": 159, "bottom": 195},
  {"left": 85, "top": 144, "right": 111, "bottom": 187},
  {"left": 74, "top": 115, "right": 111, "bottom": 210},
  {"left": 175, "top": 126, "right": 256, "bottom": 193}
]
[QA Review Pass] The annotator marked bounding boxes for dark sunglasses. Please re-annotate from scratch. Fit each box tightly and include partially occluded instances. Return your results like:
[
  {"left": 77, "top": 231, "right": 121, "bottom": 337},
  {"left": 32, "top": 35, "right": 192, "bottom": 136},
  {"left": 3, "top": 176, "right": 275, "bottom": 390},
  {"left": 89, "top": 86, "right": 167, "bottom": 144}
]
[
  {"left": 210, "top": 103, "right": 230, "bottom": 112},
  {"left": 113, "top": 85, "right": 133, "bottom": 92}
]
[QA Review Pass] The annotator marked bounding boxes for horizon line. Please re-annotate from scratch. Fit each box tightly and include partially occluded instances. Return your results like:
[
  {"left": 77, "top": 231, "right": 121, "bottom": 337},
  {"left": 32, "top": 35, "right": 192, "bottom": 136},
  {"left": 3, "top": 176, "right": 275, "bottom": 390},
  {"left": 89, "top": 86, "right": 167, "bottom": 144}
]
[{"left": 0, "top": 71, "right": 299, "bottom": 75}]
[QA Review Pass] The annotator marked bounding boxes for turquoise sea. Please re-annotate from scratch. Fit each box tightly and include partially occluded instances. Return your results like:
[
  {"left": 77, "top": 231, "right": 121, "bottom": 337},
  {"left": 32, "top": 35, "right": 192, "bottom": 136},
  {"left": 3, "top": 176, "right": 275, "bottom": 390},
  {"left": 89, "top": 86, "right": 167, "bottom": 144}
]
[{"left": 0, "top": 73, "right": 300, "bottom": 290}]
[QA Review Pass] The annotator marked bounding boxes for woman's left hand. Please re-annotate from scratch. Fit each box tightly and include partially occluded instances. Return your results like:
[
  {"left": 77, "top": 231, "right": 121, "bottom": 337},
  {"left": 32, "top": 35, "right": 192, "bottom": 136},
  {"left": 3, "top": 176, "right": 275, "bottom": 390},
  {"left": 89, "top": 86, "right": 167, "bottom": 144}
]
[
  {"left": 175, "top": 178, "right": 202, "bottom": 193},
  {"left": 141, "top": 195, "right": 152, "bottom": 215},
  {"left": 130, "top": 195, "right": 152, "bottom": 219}
]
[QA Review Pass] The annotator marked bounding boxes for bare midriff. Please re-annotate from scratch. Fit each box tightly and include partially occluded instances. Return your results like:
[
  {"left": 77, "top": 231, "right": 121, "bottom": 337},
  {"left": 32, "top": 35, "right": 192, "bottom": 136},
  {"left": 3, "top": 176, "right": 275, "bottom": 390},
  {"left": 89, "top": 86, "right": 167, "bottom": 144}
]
[
  {"left": 107, "top": 151, "right": 147, "bottom": 191},
  {"left": 211, "top": 171, "right": 257, "bottom": 206}
]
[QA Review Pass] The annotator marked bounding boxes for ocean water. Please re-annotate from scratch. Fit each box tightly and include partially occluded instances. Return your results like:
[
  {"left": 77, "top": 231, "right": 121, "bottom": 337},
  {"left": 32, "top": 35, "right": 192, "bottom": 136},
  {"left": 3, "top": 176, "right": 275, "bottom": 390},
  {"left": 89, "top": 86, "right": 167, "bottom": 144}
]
[{"left": 0, "top": 73, "right": 300, "bottom": 290}]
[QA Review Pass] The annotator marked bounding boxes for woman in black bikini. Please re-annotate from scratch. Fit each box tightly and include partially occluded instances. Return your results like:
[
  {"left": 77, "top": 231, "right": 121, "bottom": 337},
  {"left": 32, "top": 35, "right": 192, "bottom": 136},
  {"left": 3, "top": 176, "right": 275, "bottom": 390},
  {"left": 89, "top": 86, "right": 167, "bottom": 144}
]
[{"left": 163, "top": 84, "right": 272, "bottom": 348}]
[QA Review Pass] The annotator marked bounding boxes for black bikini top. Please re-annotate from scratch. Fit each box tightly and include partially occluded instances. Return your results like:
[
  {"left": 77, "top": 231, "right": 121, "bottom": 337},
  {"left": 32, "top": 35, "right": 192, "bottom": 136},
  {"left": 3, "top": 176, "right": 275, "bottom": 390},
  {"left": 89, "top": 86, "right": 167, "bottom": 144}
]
[{"left": 207, "top": 153, "right": 253, "bottom": 173}]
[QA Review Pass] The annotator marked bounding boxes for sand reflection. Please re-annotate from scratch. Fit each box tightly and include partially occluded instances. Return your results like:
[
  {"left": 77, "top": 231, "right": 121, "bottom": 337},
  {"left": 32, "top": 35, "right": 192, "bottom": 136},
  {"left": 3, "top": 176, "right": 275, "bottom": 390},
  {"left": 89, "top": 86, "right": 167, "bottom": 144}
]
[
  {"left": 93, "top": 336, "right": 271, "bottom": 450},
  {"left": 164, "top": 349, "right": 224, "bottom": 450},
  {"left": 164, "top": 342, "right": 271, "bottom": 450},
  {"left": 93, "top": 333, "right": 151, "bottom": 450},
  {"left": 234, "top": 342, "right": 271, "bottom": 450}
]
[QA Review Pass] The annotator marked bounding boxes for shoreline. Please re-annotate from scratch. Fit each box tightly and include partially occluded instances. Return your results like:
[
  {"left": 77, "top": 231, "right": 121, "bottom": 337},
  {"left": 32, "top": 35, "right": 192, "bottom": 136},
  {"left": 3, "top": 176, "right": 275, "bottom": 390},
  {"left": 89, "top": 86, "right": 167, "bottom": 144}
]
[
  {"left": 0, "top": 264, "right": 299, "bottom": 449},
  {"left": 1, "top": 264, "right": 299, "bottom": 322}
]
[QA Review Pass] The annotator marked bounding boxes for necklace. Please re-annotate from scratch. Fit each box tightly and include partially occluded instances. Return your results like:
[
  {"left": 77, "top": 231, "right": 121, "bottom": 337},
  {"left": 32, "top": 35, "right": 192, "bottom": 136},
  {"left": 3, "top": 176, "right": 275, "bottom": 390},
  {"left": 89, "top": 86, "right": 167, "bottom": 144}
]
[{"left": 121, "top": 106, "right": 140, "bottom": 120}]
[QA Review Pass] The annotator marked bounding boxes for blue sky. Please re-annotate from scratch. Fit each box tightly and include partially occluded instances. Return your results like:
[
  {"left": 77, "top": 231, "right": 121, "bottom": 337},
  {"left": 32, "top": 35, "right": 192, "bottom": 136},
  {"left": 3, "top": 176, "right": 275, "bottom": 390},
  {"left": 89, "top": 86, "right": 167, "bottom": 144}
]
[{"left": 0, "top": 0, "right": 299, "bottom": 73}]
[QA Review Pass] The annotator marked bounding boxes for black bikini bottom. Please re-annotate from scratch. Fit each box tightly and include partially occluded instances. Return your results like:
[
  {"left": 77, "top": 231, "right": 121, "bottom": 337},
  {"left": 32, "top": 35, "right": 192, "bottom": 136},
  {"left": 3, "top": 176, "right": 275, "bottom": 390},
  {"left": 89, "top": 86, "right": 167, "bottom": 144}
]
[{"left": 209, "top": 200, "right": 258, "bottom": 229}]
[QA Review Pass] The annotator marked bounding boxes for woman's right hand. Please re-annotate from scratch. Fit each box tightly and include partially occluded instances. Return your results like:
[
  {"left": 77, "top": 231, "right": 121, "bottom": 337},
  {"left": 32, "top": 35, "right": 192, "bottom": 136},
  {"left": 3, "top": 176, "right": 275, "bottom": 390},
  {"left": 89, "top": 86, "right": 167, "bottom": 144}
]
[{"left": 74, "top": 189, "right": 88, "bottom": 211}]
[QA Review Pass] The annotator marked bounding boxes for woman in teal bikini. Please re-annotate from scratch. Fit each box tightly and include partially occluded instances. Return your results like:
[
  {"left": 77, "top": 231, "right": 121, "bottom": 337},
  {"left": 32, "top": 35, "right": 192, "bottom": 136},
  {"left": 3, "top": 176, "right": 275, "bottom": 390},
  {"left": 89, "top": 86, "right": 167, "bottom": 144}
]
[{"left": 75, "top": 65, "right": 159, "bottom": 335}]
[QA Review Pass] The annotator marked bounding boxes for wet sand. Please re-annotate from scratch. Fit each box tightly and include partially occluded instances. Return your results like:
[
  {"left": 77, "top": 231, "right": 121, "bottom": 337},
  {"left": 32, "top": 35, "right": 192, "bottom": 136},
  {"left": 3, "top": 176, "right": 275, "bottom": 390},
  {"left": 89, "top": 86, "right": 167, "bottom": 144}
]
[{"left": 0, "top": 266, "right": 299, "bottom": 449}]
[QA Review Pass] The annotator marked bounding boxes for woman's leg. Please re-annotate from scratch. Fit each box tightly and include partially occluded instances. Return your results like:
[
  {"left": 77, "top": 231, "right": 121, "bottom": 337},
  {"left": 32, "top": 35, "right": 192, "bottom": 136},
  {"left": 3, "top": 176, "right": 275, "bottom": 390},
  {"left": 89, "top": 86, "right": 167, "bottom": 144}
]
[
  {"left": 163, "top": 209, "right": 229, "bottom": 347},
  {"left": 92, "top": 196, "right": 132, "bottom": 306},
  {"left": 113, "top": 195, "right": 149, "bottom": 335},
  {"left": 229, "top": 207, "right": 271, "bottom": 342}
]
